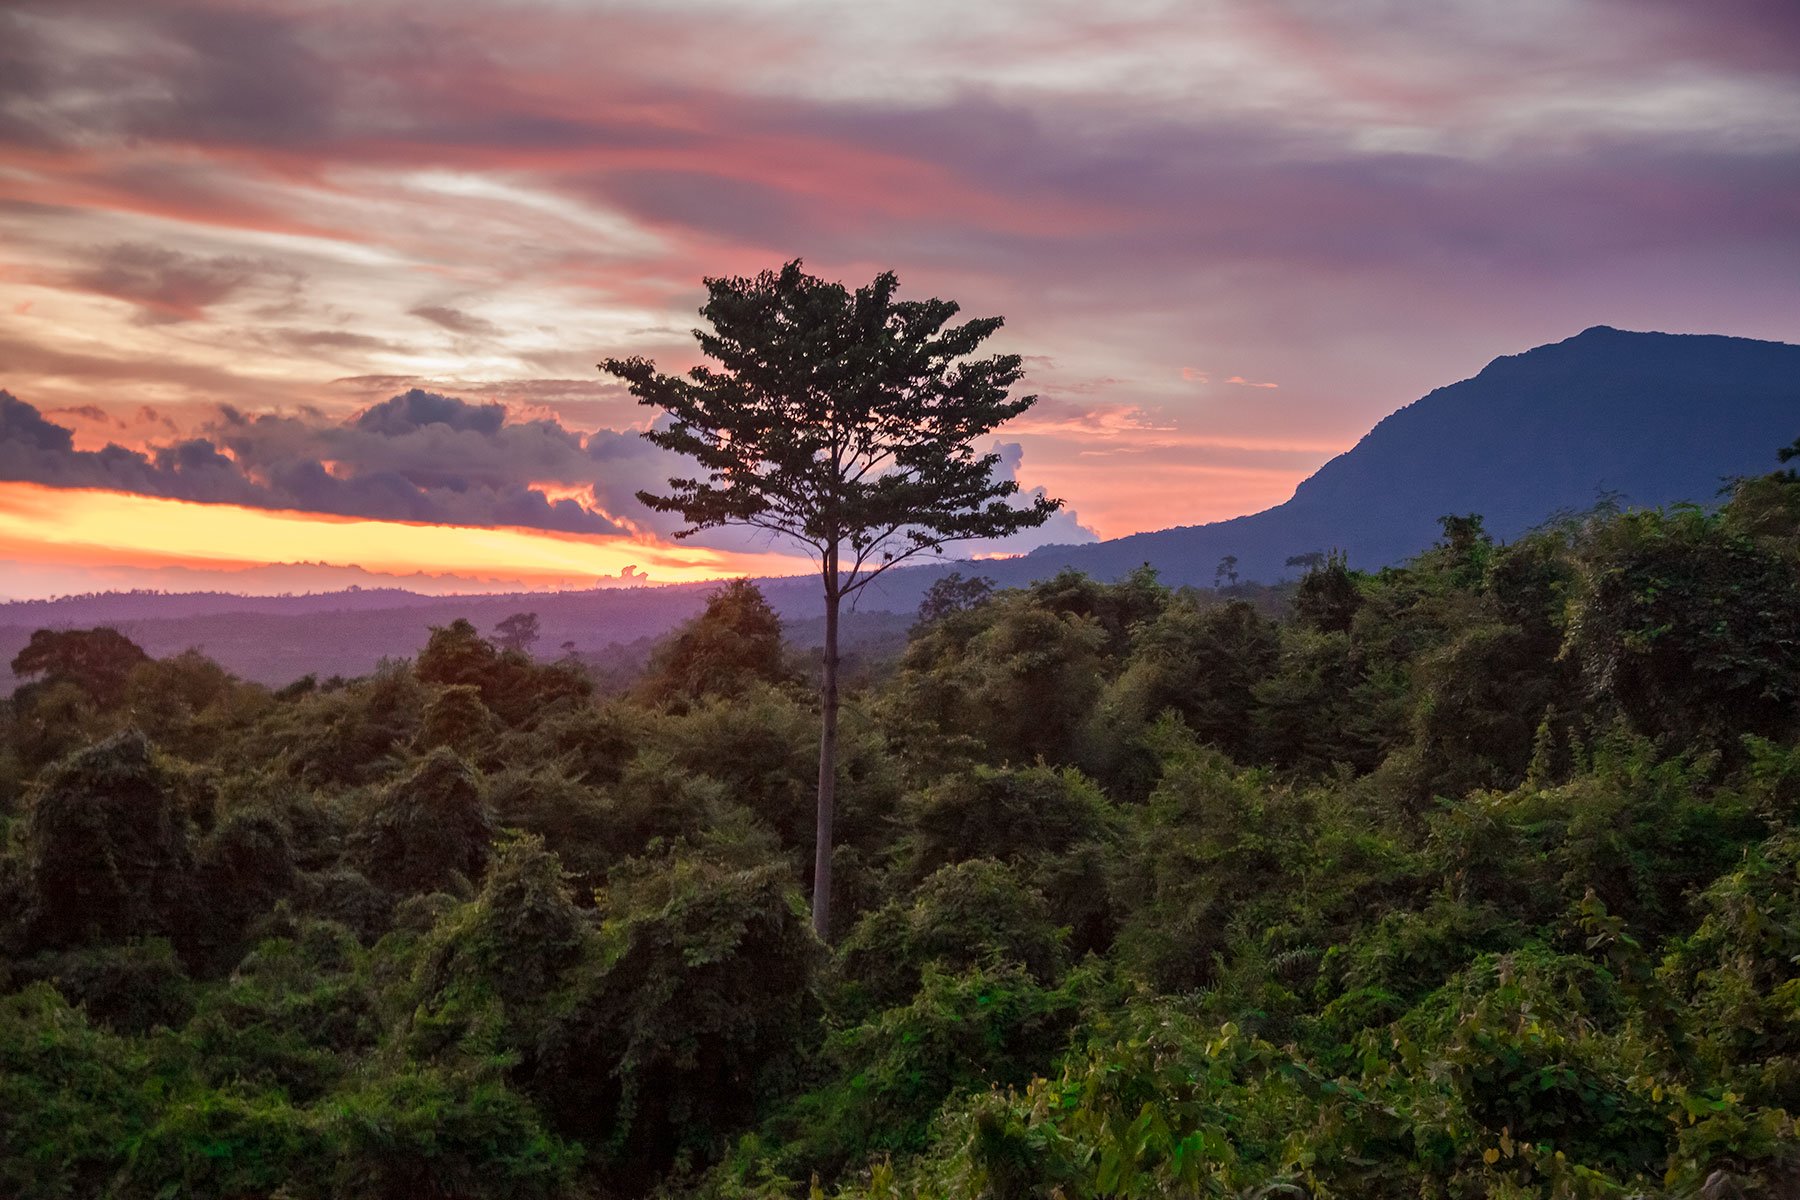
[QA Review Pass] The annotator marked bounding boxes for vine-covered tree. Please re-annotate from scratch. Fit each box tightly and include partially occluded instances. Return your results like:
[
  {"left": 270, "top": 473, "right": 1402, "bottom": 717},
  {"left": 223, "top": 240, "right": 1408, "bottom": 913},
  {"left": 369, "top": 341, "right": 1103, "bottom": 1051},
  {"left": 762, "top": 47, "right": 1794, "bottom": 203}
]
[
  {"left": 493, "top": 612, "right": 541, "bottom": 656},
  {"left": 9, "top": 627, "right": 149, "bottom": 708},
  {"left": 602, "top": 261, "right": 1060, "bottom": 937},
  {"left": 637, "top": 578, "right": 791, "bottom": 707},
  {"left": 914, "top": 572, "right": 995, "bottom": 626}
]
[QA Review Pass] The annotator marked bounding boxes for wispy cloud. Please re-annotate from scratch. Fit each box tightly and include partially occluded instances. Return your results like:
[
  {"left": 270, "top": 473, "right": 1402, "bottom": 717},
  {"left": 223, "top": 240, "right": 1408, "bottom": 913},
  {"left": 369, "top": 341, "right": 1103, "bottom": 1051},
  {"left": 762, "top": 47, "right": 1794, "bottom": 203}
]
[
  {"left": 0, "top": 0, "right": 1795, "bottom": 586},
  {"left": 409, "top": 304, "right": 503, "bottom": 337}
]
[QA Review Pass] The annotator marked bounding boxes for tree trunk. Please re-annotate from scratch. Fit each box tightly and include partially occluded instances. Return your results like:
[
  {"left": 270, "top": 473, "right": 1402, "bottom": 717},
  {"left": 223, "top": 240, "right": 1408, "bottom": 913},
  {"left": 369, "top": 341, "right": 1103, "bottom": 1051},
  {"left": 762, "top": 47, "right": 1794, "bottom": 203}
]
[{"left": 812, "top": 580, "right": 840, "bottom": 940}]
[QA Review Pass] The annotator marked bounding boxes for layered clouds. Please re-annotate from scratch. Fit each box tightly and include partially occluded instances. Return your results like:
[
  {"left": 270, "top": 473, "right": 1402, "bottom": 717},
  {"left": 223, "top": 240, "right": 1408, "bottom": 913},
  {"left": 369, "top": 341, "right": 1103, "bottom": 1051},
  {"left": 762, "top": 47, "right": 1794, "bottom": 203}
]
[
  {"left": 0, "top": 388, "right": 1097, "bottom": 554},
  {"left": 2, "top": 0, "right": 1798, "bottom": 588},
  {"left": 3, "top": 389, "right": 627, "bottom": 536}
]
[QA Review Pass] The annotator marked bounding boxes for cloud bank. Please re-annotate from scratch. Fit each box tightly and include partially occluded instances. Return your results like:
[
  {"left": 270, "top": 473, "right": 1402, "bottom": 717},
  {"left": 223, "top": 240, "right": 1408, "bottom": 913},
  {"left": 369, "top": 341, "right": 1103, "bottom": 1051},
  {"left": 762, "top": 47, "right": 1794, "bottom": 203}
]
[{"left": 0, "top": 388, "right": 1096, "bottom": 553}]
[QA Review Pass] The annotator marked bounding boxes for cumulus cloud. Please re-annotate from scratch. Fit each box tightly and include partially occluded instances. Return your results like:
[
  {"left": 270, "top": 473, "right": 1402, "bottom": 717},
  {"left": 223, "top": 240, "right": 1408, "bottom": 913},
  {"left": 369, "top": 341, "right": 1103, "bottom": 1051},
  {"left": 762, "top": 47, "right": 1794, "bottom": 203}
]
[
  {"left": 955, "top": 440, "right": 1098, "bottom": 556},
  {"left": 0, "top": 388, "right": 635, "bottom": 535},
  {"left": 350, "top": 389, "right": 507, "bottom": 436},
  {"left": 0, "top": 387, "right": 1096, "bottom": 553}
]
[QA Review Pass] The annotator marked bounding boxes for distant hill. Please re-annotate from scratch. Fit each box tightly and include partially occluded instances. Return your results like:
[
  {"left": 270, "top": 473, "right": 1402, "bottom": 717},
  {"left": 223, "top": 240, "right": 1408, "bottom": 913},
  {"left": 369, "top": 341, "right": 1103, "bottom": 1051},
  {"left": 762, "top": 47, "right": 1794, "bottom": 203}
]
[
  {"left": 999, "top": 326, "right": 1800, "bottom": 586},
  {"left": 4, "top": 326, "right": 1795, "bottom": 686}
]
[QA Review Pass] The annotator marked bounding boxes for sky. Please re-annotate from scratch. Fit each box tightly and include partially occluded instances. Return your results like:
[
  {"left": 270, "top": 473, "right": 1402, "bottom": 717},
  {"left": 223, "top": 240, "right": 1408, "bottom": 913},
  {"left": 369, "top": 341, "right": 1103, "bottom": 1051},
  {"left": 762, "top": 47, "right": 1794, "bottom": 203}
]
[{"left": 1, "top": 0, "right": 1797, "bottom": 599}]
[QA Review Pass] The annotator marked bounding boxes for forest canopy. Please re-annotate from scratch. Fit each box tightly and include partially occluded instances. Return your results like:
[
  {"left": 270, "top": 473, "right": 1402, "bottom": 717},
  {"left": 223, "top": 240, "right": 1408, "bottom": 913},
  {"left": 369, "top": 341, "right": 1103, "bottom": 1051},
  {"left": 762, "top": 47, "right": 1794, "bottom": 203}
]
[{"left": 4, "top": 448, "right": 1800, "bottom": 1197}]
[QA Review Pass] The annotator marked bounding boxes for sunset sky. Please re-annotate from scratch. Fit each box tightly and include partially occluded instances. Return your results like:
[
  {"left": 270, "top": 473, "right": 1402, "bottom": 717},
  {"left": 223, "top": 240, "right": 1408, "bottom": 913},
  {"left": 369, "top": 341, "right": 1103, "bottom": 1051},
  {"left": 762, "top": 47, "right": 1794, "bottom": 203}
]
[{"left": 2, "top": 0, "right": 1797, "bottom": 599}]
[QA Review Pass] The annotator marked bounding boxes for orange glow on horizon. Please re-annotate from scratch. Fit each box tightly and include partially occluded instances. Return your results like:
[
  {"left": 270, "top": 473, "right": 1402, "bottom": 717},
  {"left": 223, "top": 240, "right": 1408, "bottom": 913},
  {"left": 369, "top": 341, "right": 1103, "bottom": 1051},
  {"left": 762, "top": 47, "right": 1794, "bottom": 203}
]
[{"left": 0, "top": 481, "right": 810, "bottom": 588}]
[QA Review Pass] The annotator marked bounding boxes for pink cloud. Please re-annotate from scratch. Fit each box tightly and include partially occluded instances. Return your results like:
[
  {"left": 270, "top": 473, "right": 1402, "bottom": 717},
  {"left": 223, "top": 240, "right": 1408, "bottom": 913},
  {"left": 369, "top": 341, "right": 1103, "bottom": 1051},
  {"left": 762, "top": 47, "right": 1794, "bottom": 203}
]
[{"left": 2, "top": 0, "right": 1796, "bottom": 591}]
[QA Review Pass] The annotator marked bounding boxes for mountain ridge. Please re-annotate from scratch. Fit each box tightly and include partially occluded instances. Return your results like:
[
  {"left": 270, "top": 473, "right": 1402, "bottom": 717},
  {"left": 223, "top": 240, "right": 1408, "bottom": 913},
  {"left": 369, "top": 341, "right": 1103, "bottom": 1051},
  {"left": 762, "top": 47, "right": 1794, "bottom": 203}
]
[
  {"left": 999, "top": 325, "right": 1800, "bottom": 586},
  {"left": 5, "top": 325, "right": 1797, "bottom": 683}
]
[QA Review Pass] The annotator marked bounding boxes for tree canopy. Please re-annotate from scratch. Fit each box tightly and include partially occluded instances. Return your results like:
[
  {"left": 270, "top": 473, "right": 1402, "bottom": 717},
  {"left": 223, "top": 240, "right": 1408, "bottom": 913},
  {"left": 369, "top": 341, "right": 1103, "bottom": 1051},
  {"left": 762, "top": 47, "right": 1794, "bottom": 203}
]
[
  {"left": 5, "top": 457, "right": 1800, "bottom": 1195},
  {"left": 602, "top": 260, "right": 1059, "bottom": 596}
]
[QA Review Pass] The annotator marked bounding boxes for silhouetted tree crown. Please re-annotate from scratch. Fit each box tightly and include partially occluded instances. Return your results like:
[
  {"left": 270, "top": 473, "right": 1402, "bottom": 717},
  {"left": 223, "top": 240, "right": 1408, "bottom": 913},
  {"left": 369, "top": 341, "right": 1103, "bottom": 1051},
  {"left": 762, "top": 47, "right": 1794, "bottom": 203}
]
[
  {"left": 915, "top": 572, "right": 995, "bottom": 626},
  {"left": 10, "top": 627, "right": 149, "bottom": 708},
  {"left": 493, "top": 612, "right": 541, "bottom": 655},
  {"left": 600, "top": 260, "right": 1060, "bottom": 589}
]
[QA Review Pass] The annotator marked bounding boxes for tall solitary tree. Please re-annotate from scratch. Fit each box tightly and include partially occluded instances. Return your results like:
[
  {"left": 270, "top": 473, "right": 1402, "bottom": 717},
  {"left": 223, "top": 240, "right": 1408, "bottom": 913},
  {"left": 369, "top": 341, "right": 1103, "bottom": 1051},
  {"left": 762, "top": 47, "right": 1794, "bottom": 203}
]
[{"left": 602, "top": 261, "right": 1060, "bottom": 937}]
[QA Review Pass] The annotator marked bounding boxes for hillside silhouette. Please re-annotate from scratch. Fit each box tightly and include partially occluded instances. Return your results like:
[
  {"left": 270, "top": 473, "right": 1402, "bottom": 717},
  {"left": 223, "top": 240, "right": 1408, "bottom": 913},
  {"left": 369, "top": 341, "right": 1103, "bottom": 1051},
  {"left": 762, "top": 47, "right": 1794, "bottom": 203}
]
[
  {"left": 1004, "top": 326, "right": 1800, "bottom": 584},
  {"left": 4, "top": 326, "right": 1796, "bottom": 684}
]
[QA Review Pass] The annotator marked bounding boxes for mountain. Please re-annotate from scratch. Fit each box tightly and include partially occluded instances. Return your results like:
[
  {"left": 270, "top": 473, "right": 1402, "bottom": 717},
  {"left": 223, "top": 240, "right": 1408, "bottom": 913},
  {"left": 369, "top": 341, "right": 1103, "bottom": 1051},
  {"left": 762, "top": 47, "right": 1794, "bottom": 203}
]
[
  {"left": 998, "top": 326, "right": 1800, "bottom": 586},
  {"left": 4, "top": 326, "right": 1796, "bottom": 685}
]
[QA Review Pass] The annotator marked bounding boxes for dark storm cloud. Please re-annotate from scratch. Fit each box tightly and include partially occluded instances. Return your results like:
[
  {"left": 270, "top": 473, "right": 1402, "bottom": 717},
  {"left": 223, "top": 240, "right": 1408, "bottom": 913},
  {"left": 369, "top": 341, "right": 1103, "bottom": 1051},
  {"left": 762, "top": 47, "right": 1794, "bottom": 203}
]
[
  {"left": 675, "top": 92, "right": 1800, "bottom": 283},
  {"left": 349, "top": 389, "right": 507, "bottom": 437},
  {"left": 0, "top": 391, "right": 265, "bottom": 503},
  {"left": 1, "top": 392, "right": 77, "bottom": 453},
  {"left": 1603, "top": 0, "right": 1800, "bottom": 75},
  {"left": 147, "top": 5, "right": 340, "bottom": 146},
  {"left": 0, "top": 388, "right": 643, "bottom": 536}
]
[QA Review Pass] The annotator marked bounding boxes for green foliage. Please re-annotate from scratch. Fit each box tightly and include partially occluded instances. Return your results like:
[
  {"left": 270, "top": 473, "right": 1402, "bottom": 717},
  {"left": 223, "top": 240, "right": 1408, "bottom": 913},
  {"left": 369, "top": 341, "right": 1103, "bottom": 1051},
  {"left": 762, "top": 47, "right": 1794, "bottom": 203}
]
[
  {"left": 350, "top": 747, "right": 494, "bottom": 896},
  {"left": 603, "top": 260, "right": 1058, "bottom": 568},
  {"left": 418, "top": 618, "right": 592, "bottom": 728},
  {"left": 1249, "top": 628, "right": 1377, "bottom": 772},
  {"left": 914, "top": 571, "right": 994, "bottom": 626},
  {"left": 534, "top": 856, "right": 820, "bottom": 1184},
  {"left": 185, "top": 921, "right": 378, "bottom": 1102},
  {"left": 1113, "top": 742, "right": 1310, "bottom": 992},
  {"left": 191, "top": 802, "right": 300, "bottom": 967},
  {"left": 837, "top": 860, "right": 1067, "bottom": 1021},
  {"left": 122, "top": 649, "right": 266, "bottom": 761},
  {"left": 639, "top": 579, "right": 794, "bottom": 708},
  {"left": 15, "top": 938, "right": 194, "bottom": 1035},
  {"left": 8, "top": 459, "right": 1800, "bottom": 1198},
  {"left": 902, "top": 765, "right": 1121, "bottom": 951},
  {"left": 9, "top": 626, "right": 149, "bottom": 707},
  {"left": 655, "top": 683, "right": 819, "bottom": 848},
  {"left": 0, "top": 983, "right": 150, "bottom": 1200},
  {"left": 328, "top": 1067, "right": 579, "bottom": 1200},
  {"left": 1025, "top": 566, "right": 1170, "bottom": 659},
  {"left": 494, "top": 611, "right": 542, "bottom": 655},
  {"left": 246, "top": 660, "right": 429, "bottom": 787},
  {"left": 905, "top": 765, "right": 1102, "bottom": 871},
  {"left": 116, "top": 1091, "right": 328, "bottom": 1200},
  {"left": 767, "top": 962, "right": 1087, "bottom": 1175},
  {"left": 1091, "top": 598, "right": 1278, "bottom": 788},
  {"left": 889, "top": 589, "right": 1108, "bottom": 766},
  {"left": 416, "top": 682, "right": 500, "bottom": 757},
  {"left": 605, "top": 260, "right": 1062, "bottom": 940},
  {"left": 20, "top": 729, "right": 196, "bottom": 951},
  {"left": 406, "top": 834, "right": 593, "bottom": 1061},
  {"left": 1668, "top": 829, "right": 1800, "bottom": 1111},
  {"left": 1292, "top": 550, "right": 1362, "bottom": 633},
  {"left": 1567, "top": 505, "right": 1800, "bottom": 746}
]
